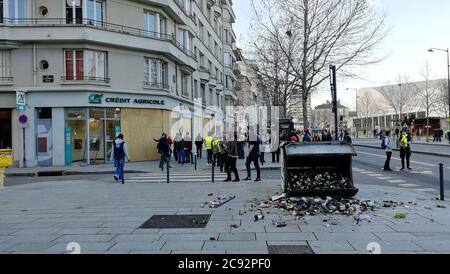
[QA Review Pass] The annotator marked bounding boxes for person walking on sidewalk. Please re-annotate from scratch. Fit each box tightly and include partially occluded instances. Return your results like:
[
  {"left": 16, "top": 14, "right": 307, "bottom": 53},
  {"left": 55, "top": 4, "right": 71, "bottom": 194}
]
[
  {"left": 383, "top": 131, "right": 393, "bottom": 171},
  {"left": 110, "top": 134, "right": 130, "bottom": 183},
  {"left": 184, "top": 132, "right": 192, "bottom": 164},
  {"left": 399, "top": 130, "right": 412, "bottom": 170},
  {"left": 205, "top": 133, "right": 213, "bottom": 165},
  {"left": 174, "top": 133, "right": 185, "bottom": 165},
  {"left": 154, "top": 133, "right": 171, "bottom": 170},
  {"left": 245, "top": 130, "right": 261, "bottom": 182},
  {"left": 195, "top": 133, "right": 203, "bottom": 159},
  {"left": 224, "top": 131, "right": 240, "bottom": 182}
]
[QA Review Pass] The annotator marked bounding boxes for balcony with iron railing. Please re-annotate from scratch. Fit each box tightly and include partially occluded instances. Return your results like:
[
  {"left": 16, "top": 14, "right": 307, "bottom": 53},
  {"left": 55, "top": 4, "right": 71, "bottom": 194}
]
[
  {"left": 143, "top": 81, "right": 170, "bottom": 91},
  {"left": 61, "top": 76, "right": 111, "bottom": 85},
  {"left": 0, "top": 18, "right": 197, "bottom": 61}
]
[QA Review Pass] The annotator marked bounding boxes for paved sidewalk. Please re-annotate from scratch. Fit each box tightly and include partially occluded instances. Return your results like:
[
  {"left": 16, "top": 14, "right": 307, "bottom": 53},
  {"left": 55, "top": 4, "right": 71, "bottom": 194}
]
[
  {"left": 0, "top": 174, "right": 449, "bottom": 254},
  {"left": 5, "top": 154, "right": 280, "bottom": 177}
]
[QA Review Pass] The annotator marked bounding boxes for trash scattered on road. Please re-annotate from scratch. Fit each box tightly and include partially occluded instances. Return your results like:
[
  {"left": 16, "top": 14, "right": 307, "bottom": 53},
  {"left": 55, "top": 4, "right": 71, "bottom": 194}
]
[
  {"left": 208, "top": 195, "right": 236, "bottom": 208},
  {"left": 209, "top": 237, "right": 216, "bottom": 241},
  {"left": 394, "top": 213, "right": 407, "bottom": 219},
  {"left": 230, "top": 224, "right": 239, "bottom": 229},
  {"left": 274, "top": 221, "right": 286, "bottom": 227},
  {"left": 208, "top": 193, "right": 214, "bottom": 196},
  {"left": 272, "top": 193, "right": 286, "bottom": 201},
  {"left": 437, "top": 204, "right": 447, "bottom": 209},
  {"left": 254, "top": 215, "right": 264, "bottom": 221}
]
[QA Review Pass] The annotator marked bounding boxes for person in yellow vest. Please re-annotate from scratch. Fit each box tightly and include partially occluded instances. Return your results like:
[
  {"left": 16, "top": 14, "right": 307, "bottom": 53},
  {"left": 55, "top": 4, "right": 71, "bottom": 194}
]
[
  {"left": 399, "top": 129, "right": 412, "bottom": 170},
  {"left": 212, "top": 135, "right": 221, "bottom": 167},
  {"left": 205, "top": 133, "right": 214, "bottom": 165}
]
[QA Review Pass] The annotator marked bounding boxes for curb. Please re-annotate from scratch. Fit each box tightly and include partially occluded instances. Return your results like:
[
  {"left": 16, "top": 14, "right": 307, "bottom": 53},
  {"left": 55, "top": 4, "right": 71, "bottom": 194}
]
[
  {"left": 353, "top": 144, "right": 450, "bottom": 158},
  {"left": 6, "top": 166, "right": 281, "bottom": 178}
]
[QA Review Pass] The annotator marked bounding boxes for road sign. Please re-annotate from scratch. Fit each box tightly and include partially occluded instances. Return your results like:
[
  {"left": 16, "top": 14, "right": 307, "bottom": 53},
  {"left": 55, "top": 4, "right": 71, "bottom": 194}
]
[
  {"left": 18, "top": 114, "right": 28, "bottom": 128},
  {"left": 16, "top": 90, "right": 26, "bottom": 111}
]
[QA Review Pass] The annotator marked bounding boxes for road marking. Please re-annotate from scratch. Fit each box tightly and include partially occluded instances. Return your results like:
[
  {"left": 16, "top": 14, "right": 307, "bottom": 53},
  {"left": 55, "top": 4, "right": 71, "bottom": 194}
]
[
  {"left": 367, "top": 174, "right": 383, "bottom": 177},
  {"left": 387, "top": 180, "right": 406, "bottom": 183},
  {"left": 376, "top": 177, "right": 392, "bottom": 180},
  {"left": 356, "top": 151, "right": 436, "bottom": 167},
  {"left": 414, "top": 188, "right": 436, "bottom": 192},
  {"left": 399, "top": 184, "right": 420, "bottom": 188},
  {"left": 360, "top": 171, "right": 374, "bottom": 174}
]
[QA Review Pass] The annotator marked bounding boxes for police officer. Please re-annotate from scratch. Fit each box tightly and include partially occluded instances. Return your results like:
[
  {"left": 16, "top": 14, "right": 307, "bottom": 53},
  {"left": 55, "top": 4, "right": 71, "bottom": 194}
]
[
  {"left": 205, "top": 132, "right": 213, "bottom": 165},
  {"left": 399, "top": 129, "right": 412, "bottom": 170}
]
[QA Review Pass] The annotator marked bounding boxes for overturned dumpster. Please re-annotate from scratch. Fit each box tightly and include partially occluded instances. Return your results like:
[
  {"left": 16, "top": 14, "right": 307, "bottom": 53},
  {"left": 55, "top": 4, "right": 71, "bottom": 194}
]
[{"left": 281, "top": 142, "right": 359, "bottom": 198}]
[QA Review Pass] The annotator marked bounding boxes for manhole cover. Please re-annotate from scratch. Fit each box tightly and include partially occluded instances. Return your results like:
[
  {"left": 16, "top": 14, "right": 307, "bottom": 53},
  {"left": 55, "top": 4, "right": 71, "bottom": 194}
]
[
  {"left": 140, "top": 214, "right": 211, "bottom": 229},
  {"left": 268, "top": 245, "right": 315, "bottom": 254}
]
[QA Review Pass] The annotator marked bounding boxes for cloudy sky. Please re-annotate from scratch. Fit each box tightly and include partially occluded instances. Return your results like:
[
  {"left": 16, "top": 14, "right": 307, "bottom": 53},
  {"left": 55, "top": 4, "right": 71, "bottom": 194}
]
[{"left": 233, "top": 0, "right": 450, "bottom": 111}]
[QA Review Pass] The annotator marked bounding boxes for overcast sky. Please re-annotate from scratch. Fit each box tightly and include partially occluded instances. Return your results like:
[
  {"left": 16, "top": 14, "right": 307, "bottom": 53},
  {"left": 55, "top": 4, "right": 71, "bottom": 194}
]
[{"left": 233, "top": 0, "right": 450, "bottom": 111}]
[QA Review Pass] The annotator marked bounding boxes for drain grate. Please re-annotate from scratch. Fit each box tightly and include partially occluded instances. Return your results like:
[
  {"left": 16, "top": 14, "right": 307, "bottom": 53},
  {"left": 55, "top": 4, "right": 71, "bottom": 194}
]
[
  {"left": 268, "top": 245, "right": 315, "bottom": 254},
  {"left": 140, "top": 214, "right": 211, "bottom": 229}
]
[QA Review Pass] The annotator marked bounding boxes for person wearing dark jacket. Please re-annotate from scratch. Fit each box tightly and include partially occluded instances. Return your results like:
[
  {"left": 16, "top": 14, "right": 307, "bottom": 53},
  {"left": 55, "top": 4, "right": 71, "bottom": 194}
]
[
  {"left": 195, "top": 134, "right": 203, "bottom": 159},
  {"left": 224, "top": 132, "right": 240, "bottom": 182},
  {"left": 154, "top": 133, "right": 171, "bottom": 170}
]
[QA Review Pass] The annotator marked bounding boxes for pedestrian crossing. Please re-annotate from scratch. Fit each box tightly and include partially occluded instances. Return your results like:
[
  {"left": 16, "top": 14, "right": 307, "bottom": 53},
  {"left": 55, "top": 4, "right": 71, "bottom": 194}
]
[
  {"left": 352, "top": 167, "right": 438, "bottom": 193},
  {"left": 127, "top": 172, "right": 228, "bottom": 183}
]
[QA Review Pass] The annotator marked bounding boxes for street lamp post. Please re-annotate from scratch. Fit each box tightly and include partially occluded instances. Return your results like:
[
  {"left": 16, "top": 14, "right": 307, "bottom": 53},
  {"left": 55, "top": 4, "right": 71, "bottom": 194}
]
[
  {"left": 347, "top": 88, "right": 359, "bottom": 138},
  {"left": 428, "top": 48, "right": 450, "bottom": 143}
]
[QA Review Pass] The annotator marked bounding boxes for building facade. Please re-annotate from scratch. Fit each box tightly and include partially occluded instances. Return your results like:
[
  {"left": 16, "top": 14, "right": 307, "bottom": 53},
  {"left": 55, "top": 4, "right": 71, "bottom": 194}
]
[
  {"left": 287, "top": 90, "right": 312, "bottom": 130},
  {"left": 312, "top": 100, "right": 349, "bottom": 131},
  {"left": 353, "top": 79, "right": 448, "bottom": 136},
  {"left": 0, "top": 0, "right": 240, "bottom": 167}
]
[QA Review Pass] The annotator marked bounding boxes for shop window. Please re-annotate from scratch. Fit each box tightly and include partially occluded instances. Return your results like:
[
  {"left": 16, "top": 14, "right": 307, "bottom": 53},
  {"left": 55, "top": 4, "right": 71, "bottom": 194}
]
[
  {"left": 37, "top": 108, "right": 52, "bottom": 119},
  {"left": 65, "top": 108, "right": 86, "bottom": 119}
]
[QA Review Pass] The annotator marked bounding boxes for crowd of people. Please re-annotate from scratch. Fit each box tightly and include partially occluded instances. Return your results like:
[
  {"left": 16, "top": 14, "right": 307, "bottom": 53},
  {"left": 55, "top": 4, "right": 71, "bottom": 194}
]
[{"left": 109, "top": 127, "right": 354, "bottom": 183}]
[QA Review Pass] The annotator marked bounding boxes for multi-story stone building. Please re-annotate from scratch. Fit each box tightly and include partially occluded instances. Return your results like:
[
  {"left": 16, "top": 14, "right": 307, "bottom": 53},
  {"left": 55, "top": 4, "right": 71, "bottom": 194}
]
[
  {"left": 312, "top": 100, "right": 349, "bottom": 131},
  {"left": 287, "top": 90, "right": 312, "bottom": 130},
  {"left": 0, "top": 0, "right": 240, "bottom": 167}
]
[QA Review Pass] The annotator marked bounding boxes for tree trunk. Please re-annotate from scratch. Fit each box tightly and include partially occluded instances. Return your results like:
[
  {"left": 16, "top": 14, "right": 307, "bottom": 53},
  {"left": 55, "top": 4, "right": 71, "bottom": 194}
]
[{"left": 302, "top": 95, "right": 309, "bottom": 129}]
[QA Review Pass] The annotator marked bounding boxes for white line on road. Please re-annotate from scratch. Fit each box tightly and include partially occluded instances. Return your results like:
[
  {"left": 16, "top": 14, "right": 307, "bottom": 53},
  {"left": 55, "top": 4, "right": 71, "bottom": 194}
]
[
  {"left": 367, "top": 174, "right": 383, "bottom": 177},
  {"left": 414, "top": 188, "right": 436, "bottom": 192},
  {"left": 387, "top": 180, "right": 406, "bottom": 183},
  {"left": 360, "top": 171, "right": 374, "bottom": 174},
  {"left": 356, "top": 151, "right": 436, "bottom": 167},
  {"left": 376, "top": 177, "right": 392, "bottom": 180},
  {"left": 399, "top": 184, "right": 420, "bottom": 188}
]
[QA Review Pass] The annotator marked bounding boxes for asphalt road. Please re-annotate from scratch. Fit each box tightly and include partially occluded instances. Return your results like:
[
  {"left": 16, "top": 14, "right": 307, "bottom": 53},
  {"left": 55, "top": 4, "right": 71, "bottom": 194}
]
[{"left": 352, "top": 146, "right": 450, "bottom": 197}]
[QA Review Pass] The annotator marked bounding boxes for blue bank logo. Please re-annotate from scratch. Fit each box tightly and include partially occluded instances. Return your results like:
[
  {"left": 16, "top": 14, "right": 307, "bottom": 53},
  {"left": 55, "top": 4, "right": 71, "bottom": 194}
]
[{"left": 89, "top": 94, "right": 103, "bottom": 104}]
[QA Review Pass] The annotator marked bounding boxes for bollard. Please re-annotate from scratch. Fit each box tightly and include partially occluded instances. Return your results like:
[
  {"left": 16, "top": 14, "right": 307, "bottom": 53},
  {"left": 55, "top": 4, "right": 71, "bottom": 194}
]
[
  {"left": 212, "top": 153, "right": 215, "bottom": 183},
  {"left": 167, "top": 156, "right": 170, "bottom": 184},
  {"left": 439, "top": 163, "right": 444, "bottom": 201},
  {"left": 194, "top": 153, "right": 197, "bottom": 171},
  {"left": 121, "top": 160, "right": 125, "bottom": 185},
  {"left": 0, "top": 167, "right": 5, "bottom": 189}
]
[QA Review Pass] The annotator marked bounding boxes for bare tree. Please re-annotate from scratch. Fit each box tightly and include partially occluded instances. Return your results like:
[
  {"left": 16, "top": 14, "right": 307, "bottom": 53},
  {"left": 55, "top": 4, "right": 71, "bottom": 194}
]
[
  {"left": 358, "top": 91, "right": 380, "bottom": 134},
  {"left": 378, "top": 75, "right": 415, "bottom": 126},
  {"left": 413, "top": 62, "right": 439, "bottom": 142},
  {"left": 248, "top": 0, "right": 388, "bottom": 128}
]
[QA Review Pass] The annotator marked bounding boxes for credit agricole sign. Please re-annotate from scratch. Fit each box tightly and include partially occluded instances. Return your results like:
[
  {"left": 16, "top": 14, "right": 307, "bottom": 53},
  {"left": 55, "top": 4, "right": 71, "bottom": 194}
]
[{"left": 88, "top": 94, "right": 165, "bottom": 106}]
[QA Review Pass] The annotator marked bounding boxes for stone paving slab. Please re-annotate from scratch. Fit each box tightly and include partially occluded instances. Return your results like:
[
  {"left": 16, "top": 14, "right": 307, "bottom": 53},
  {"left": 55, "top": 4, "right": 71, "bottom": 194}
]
[{"left": 0, "top": 177, "right": 450, "bottom": 254}]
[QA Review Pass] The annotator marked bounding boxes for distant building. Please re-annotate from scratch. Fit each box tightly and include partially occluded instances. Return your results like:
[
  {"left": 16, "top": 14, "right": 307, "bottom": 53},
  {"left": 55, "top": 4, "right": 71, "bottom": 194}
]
[
  {"left": 287, "top": 90, "right": 312, "bottom": 130},
  {"left": 312, "top": 100, "right": 349, "bottom": 131}
]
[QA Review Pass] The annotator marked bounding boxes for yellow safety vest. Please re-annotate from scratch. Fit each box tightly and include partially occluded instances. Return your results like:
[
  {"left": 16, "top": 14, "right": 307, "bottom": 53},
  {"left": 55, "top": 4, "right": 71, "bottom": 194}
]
[
  {"left": 212, "top": 139, "right": 220, "bottom": 153},
  {"left": 205, "top": 136, "right": 213, "bottom": 149},
  {"left": 401, "top": 135, "right": 409, "bottom": 148}
]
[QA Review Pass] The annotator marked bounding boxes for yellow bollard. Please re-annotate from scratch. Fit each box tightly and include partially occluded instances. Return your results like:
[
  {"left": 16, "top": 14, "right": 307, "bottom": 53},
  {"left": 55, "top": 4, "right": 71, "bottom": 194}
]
[{"left": 0, "top": 149, "right": 13, "bottom": 189}]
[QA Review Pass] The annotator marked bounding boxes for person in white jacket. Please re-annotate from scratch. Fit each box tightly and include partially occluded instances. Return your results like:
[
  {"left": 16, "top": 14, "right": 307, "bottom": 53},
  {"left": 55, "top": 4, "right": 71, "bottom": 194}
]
[
  {"left": 110, "top": 134, "right": 130, "bottom": 183},
  {"left": 383, "top": 131, "right": 393, "bottom": 171}
]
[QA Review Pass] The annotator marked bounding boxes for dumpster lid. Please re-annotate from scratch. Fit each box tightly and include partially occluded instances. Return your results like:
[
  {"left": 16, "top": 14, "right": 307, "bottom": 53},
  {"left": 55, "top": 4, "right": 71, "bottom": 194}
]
[{"left": 283, "top": 142, "right": 357, "bottom": 156}]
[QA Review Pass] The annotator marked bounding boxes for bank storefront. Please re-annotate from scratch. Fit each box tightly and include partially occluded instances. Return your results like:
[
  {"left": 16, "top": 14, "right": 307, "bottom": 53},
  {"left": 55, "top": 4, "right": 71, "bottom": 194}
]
[{"left": 9, "top": 91, "right": 205, "bottom": 167}]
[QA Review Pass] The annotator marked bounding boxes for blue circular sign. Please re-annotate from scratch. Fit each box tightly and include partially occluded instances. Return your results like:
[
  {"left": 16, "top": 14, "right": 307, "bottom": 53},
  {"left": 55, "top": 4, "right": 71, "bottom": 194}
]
[{"left": 19, "top": 115, "right": 28, "bottom": 124}]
